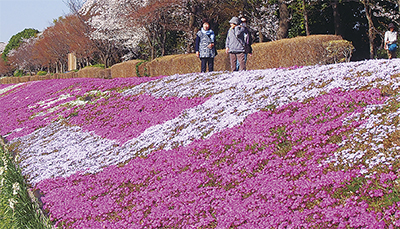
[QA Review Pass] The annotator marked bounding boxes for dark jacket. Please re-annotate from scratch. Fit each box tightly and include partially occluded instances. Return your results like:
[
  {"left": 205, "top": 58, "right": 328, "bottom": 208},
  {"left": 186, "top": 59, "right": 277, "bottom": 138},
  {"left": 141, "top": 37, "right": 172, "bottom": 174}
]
[{"left": 242, "top": 26, "right": 252, "bottom": 54}]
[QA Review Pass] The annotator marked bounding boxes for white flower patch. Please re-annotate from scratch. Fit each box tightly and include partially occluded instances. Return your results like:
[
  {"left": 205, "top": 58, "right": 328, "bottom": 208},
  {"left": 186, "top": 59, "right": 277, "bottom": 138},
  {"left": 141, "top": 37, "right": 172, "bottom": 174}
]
[
  {"left": 12, "top": 182, "right": 20, "bottom": 195},
  {"left": 67, "top": 100, "right": 88, "bottom": 107},
  {"left": 0, "top": 83, "right": 25, "bottom": 96},
  {"left": 34, "top": 94, "right": 73, "bottom": 109},
  {"left": 8, "top": 198, "right": 17, "bottom": 210},
  {"left": 4, "top": 128, "right": 24, "bottom": 138},
  {"left": 29, "top": 94, "right": 74, "bottom": 118},
  {"left": 15, "top": 121, "right": 121, "bottom": 185},
  {"left": 120, "top": 60, "right": 400, "bottom": 157},
  {"left": 328, "top": 95, "right": 400, "bottom": 171},
  {"left": 124, "top": 60, "right": 400, "bottom": 101},
  {"left": 30, "top": 90, "right": 110, "bottom": 119},
  {"left": 11, "top": 59, "right": 400, "bottom": 185}
]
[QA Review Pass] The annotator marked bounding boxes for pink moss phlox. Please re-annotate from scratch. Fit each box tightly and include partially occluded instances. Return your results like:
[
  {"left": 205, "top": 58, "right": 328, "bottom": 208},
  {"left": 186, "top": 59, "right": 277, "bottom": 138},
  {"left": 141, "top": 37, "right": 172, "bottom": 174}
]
[
  {"left": 35, "top": 88, "right": 393, "bottom": 228},
  {"left": 0, "top": 84, "right": 14, "bottom": 90},
  {"left": 67, "top": 93, "right": 208, "bottom": 143},
  {"left": 0, "top": 77, "right": 165, "bottom": 140}
]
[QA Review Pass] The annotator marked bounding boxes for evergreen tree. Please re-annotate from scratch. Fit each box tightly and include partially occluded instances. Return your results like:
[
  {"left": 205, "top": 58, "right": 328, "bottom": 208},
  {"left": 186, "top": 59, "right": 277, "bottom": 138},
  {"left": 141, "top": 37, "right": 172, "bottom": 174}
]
[{"left": 1, "top": 28, "right": 39, "bottom": 61}]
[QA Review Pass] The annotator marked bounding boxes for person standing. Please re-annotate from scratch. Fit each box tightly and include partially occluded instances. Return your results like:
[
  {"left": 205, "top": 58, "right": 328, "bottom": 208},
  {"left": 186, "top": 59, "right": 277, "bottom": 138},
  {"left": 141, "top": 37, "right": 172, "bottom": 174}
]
[
  {"left": 225, "top": 17, "right": 246, "bottom": 71},
  {"left": 384, "top": 23, "right": 398, "bottom": 59},
  {"left": 236, "top": 17, "right": 252, "bottom": 70},
  {"left": 195, "top": 18, "right": 216, "bottom": 72}
]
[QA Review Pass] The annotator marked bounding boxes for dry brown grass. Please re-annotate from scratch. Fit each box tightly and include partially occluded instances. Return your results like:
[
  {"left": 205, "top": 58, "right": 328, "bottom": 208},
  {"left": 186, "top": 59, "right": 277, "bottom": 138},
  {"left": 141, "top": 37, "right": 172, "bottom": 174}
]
[
  {"left": 110, "top": 60, "right": 143, "bottom": 78},
  {"left": 248, "top": 35, "right": 343, "bottom": 69},
  {"left": 0, "top": 35, "right": 345, "bottom": 84},
  {"left": 146, "top": 54, "right": 199, "bottom": 76},
  {"left": 63, "top": 72, "right": 78, "bottom": 79},
  {"left": 147, "top": 35, "right": 343, "bottom": 76},
  {"left": 77, "top": 67, "right": 104, "bottom": 78},
  {"left": 146, "top": 49, "right": 231, "bottom": 76}
]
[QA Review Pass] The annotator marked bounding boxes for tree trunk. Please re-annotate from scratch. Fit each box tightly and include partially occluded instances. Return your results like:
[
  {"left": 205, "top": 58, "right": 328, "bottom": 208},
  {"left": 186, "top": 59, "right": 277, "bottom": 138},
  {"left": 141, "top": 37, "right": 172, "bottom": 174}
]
[
  {"left": 100, "top": 53, "right": 109, "bottom": 68},
  {"left": 187, "top": 7, "right": 196, "bottom": 53},
  {"left": 242, "top": 0, "right": 249, "bottom": 16},
  {"left": 148, "top": 30, "right": 156, "bottom": 60},
  {"left": 277, "top": 0, "right": 289, "bottom": 39},
  {"left": 161, "top": 25, "right": 166, "bottom": 57},
  {"left": 302, "top": 0, "right": 310, "bottom": 36},
  {"left": 151, "top": 45, "right": 155, "bottom": 60},
  {"left": 61, "top": 61, "right": 65, "bottom": 73},
  {"left": 332, "top": 0, "right": 343, "bottom": 37},
  {"left": 258, "top": 25, "right": 264, "bottom": 42},
  {"left": 362, "top": 0, "right": 375, "bottom": 59}
]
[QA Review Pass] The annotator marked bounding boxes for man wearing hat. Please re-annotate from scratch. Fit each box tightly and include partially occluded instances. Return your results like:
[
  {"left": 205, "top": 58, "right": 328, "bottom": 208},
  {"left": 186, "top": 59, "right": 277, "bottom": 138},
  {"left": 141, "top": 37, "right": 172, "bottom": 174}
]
[
  {"left": 385, "top": 23, "right": 398, "bottom": 59},
  {"left": 225, "top": 16, "right": 246, "bottom": 71}
]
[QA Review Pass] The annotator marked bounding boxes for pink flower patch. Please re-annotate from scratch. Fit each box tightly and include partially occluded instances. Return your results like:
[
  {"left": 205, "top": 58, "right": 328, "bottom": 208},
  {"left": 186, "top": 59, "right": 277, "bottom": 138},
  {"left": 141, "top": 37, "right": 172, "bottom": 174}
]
[
  {"left": 67, "top": 93, "right": 208, "bottom": 143},
  {"left": 36, "top": 88, "right": 390, "bottom": 228}
]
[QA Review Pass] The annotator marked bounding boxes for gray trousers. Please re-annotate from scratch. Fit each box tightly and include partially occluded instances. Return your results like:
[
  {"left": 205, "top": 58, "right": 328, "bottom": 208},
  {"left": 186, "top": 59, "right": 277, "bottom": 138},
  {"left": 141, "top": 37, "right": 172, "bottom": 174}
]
[{"left": 229, "top": 53, "right": 246, "bottom": 71}]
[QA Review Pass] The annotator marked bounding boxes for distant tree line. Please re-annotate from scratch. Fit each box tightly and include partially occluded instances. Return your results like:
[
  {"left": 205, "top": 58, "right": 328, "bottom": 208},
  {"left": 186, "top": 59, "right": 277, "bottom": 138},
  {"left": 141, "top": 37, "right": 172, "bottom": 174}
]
[{"left": 0, "top": 0, "right": 399, "bottom": 77}]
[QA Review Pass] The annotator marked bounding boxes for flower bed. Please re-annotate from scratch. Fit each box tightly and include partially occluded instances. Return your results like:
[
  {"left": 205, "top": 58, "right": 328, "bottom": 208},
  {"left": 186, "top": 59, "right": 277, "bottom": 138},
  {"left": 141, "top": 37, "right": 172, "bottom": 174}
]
[{"left": 2, "top": 59, "right": 400, "bottom": 227}]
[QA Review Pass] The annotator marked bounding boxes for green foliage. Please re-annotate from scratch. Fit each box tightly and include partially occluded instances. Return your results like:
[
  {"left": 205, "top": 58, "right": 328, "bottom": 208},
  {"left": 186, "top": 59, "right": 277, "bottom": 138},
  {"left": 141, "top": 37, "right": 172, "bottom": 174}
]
[
  {"left": 37, "top": 71, "right": 47, "bottom": 76},
  {"left": 376, "top": 48, "right": 389, "bottom": 59},
  {"left": 135, "top": 60, "right": 149, "bottom": 77},
  {"left": 288, "top": 12, "right": 307, "bottom": 38},
  {"left": 87, "top": 64, "right": 105, "bottom": 69},
  {"left": 13, "top": 70, "right": 24, "bottom": 77},
  {"left": 136, "top": 41, "right": 151, "bottom": 61},
  {"left": 164, "top": 30, "right": 186, "bottom": 56},
  {"left": 375, "top": 48, "right": 400, "bottom": 59},
  {"left": 215, "top": 22, "right": 229, "bottom": 50},
  {"left": 323, "top": 40, "right": 355, "bottom": 63},
  {"left": 1, "top": 28, "right": 39, "bottom": 61},
  {"left": 287, "top": 1, "right": 307, "bottom": 38},
  {"left": 288, "top": 0, "right": 327, "bottom": 38},
  {"left": 0, "top": 142, "right": 52, "bottom": 229}
]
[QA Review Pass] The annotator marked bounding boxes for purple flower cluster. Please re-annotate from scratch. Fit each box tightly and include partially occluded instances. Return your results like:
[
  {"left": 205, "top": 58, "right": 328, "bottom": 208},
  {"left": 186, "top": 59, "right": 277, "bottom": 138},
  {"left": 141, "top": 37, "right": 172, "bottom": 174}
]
[
  {"left": 278, "top": 65, "right": 303, "bottom": 70},
  {"left": 0, "top": 84, "right": 12, "bottom": 90},
  {"left": 36, "top": 88, "right": 397, "bottom": 228},
  {"left": 0, "top": 77, "right": 164, "bottom": 140},
  {"left": 66, "top": 93, "right": 207, "bottom": 143}
]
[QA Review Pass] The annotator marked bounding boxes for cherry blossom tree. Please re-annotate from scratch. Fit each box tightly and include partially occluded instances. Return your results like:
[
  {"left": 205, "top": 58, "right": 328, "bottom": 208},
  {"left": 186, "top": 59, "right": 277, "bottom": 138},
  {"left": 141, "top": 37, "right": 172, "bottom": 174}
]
[
  {"left": 7, "top": 37, "right": 40, "bottom": 74},
  {"left": 0, "top": 56, "right": 11, "bottom": 76},
  {"left": 78, "top": 0, "right": 146, "bottom": 65},
  {"left": 241, "top": 0, "right": 279, "bottom": 42}
]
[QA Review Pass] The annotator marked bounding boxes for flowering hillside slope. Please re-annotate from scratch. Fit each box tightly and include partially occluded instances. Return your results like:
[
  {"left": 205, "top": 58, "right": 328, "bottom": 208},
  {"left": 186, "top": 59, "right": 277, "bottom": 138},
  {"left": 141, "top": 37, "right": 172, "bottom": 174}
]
[{"left": 2, "top": 59, "right": 400, "bottom": 227}]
